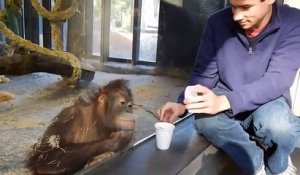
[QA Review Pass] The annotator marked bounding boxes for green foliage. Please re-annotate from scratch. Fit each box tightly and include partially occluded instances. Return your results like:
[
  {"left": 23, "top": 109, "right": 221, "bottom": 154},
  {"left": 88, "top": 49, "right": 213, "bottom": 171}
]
[{"left": 111, "top": 0, "right": 133, "bottom": 32}]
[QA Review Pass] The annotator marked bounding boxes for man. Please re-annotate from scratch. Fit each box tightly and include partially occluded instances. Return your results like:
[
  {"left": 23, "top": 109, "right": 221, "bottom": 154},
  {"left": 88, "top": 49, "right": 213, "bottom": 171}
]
[{"left": 157, "top": 0, "right": 300, "bottom": 174}]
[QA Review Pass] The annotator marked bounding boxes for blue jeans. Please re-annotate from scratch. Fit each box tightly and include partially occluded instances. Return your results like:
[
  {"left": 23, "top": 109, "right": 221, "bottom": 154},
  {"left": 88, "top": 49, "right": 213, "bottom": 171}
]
[{"left": 194, "top": 90, "right": 300, "bottom": 174}]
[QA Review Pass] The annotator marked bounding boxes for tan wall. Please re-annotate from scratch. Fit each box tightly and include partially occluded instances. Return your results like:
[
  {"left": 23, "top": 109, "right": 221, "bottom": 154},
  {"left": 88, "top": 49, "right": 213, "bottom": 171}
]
[
  {"left": 284, "top": 0, "right": 300, "bottom": 116},
  {"left": 290, "top": 69, "right": 300, "bottom": 116},
  {"left": 284, "top": 0, "right": 300, "bottom": 9}
]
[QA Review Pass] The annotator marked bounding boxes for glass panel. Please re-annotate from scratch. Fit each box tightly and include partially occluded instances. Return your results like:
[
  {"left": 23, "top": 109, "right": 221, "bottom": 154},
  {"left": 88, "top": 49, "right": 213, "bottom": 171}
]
[
  {"left": 38, "top": 15, "right": 43, "bottom": 47},
  {"left": 139, "top": 0, "right": 159, "bottom": 63},
  {"left": 62, "top": 22, "right": 68, "bottom": 51},
  {"left": 92, "top": 1, "right": 102, "bottom": 56},
  {"left": 109, "top": 0, "right": 134, "bottom": 60},
  {"left": 37, "top": 0, "right": 43, "bottom": 47},
  {"left": 0, "top": 0, "right": 6, "bottom": 42}
]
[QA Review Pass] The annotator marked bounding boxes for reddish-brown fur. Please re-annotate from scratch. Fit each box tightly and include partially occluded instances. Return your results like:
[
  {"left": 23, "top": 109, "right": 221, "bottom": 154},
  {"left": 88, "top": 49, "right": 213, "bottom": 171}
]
[{"left": 26, "top": 79, "right": 135, "bottom": 175}]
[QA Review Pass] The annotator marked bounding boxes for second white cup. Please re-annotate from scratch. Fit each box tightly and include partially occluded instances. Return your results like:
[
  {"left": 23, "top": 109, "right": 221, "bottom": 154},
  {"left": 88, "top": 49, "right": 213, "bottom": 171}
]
[{"left": 154, "top": 122, "right": 175, "bottom": 150}]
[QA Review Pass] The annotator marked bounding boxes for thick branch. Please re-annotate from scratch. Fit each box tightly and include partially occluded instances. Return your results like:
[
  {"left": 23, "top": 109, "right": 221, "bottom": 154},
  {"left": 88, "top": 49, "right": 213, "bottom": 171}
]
[{"left": 0, "top": 54, "right": 94, "bottom": 81}]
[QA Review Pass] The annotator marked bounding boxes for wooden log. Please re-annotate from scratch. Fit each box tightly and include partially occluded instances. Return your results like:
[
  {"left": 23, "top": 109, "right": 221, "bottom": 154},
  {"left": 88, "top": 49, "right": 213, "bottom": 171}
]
[{"left": 0, "top": 53, "right": 95, "bottom": 82}]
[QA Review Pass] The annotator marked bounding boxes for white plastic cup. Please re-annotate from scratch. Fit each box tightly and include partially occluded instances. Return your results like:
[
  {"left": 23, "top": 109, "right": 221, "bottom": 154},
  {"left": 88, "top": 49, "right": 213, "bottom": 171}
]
[
  {"left": 154, "top": 122, "right": 175, "bottom": 150},
  {"left": 184, "top": 86, "right": 198, "bottom": 100},
  {"left": 184, "top": 86, "right": 199, "bottom": 113}
]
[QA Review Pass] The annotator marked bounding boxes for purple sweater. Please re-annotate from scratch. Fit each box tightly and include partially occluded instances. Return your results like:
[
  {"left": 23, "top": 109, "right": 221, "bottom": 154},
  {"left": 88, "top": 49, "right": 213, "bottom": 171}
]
[{"left": 178, "top": 4, "right": 300, "bottom": 115}]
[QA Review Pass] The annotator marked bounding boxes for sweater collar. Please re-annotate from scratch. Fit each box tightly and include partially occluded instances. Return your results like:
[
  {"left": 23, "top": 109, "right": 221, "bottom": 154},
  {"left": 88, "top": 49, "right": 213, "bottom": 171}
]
[{"left": 234, "top": 3, "right": 281, "bottom": 43}]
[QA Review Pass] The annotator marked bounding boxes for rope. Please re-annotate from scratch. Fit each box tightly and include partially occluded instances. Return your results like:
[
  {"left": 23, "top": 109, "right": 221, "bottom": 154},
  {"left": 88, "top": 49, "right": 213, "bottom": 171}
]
[
  {"left": 52, "top": 0, "right": 62, "bottom": 11},
  {"left": 30, "top": 0, "right": 78, "bottom": 21},
  {"left": 31, "top": 0, "right": 81, "bottom": 82},
  {"left": 0, "top": 21, "right": 81, "bottom": 83},
  {"left": 51, "top": 21, "right": 62, "bottom": 50},
  {"left": 51, "top": 0, "right": 63, "bottom": 50},
  {"left": 32, "top": 0, "right": 78, "bottom": 50}
]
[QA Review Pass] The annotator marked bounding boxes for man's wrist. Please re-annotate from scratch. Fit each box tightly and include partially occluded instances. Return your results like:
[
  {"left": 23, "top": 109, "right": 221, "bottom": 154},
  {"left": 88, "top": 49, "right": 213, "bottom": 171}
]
[{"left": 178, "top": 109, "right": 188, "bottom": 118}]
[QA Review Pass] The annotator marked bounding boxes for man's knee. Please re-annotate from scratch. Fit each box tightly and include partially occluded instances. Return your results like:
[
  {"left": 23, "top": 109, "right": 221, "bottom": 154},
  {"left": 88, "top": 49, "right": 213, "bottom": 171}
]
[
  {"left": 252, "top": 98, "right": 297, "bottom": 146},
  {"left": 194, "top": 113, "right": 232, "bottom": 137},
  {"left": 254, "top": 98, "right": 291, "bottom": 120},
  {"left": 253, "top": 98, "right": 294, "bottom": 128}
]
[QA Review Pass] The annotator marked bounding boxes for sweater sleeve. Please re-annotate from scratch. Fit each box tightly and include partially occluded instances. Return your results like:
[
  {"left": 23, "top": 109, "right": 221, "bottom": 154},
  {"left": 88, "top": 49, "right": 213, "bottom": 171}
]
[
  {"left": 226, "top": 24, "right": 300, "bottom": 115},
  {"left": 177, "top": 19, "right": 219, "bottom": 103}
]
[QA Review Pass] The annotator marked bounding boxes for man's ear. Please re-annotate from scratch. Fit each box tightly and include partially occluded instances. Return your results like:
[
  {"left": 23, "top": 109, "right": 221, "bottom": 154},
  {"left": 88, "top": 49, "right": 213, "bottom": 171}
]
[
  {"left": 266, "top": 0, "right": 276, "bottom": 5},
  {"left": 98, "top": 95, "right": 105, "bottom": 103}
]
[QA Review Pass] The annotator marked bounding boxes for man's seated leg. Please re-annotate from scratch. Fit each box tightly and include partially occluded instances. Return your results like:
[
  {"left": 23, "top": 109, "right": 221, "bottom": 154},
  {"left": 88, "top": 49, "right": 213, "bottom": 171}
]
[
  {"left": 193, "top": 113, "right": 264, "bottom": 175},
  {"left": 250, "top": 97, "right": 300, "bottom": 174}
]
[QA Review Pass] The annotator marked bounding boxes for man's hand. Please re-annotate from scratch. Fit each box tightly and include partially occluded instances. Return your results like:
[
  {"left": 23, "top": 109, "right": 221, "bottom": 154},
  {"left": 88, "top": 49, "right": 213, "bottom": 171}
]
[
  {"left": 184, "top": 85, "right": 231, "bottom": 115},
  {"left": 157, "top": 102, "right": 186, "bottom": 122}
]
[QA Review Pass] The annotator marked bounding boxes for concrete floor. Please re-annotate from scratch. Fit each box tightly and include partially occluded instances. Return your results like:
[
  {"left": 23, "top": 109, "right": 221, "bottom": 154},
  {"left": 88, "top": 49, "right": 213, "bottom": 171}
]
[{"left": 0, "top": 71, "right": 186, "bottom": 175}]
